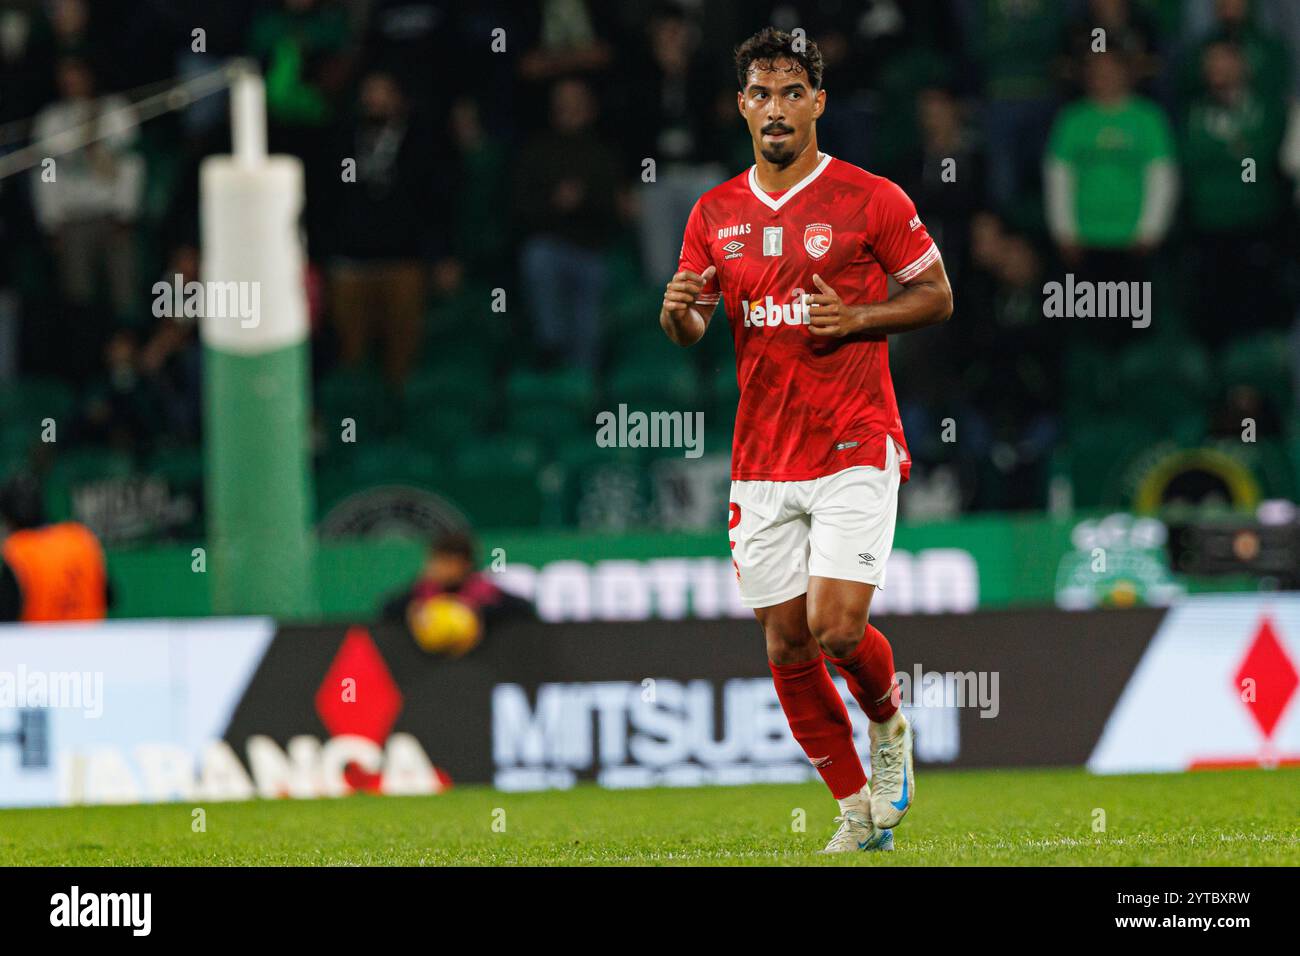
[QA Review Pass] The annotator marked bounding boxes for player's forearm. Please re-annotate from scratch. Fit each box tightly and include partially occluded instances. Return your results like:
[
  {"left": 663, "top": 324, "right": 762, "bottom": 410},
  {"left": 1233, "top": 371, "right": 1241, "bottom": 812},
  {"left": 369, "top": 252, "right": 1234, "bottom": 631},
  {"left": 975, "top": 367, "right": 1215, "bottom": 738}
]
[
  {"left": 659, "top": 306, "right": 708, "bottom": 347},
  {"left": 849, "top": 281, "right": 952, "bottom": 335}
]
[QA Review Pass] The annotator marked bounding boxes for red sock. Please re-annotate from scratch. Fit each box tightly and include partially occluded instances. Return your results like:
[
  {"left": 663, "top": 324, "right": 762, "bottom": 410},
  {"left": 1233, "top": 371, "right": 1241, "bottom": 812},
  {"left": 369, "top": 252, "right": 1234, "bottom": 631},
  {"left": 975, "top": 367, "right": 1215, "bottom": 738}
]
[
  {"left": 827, "top": 624, "right": 899, "bottom": 723},
  {"left": 769, "top": 656, "right": 867, "bottom": 799}
]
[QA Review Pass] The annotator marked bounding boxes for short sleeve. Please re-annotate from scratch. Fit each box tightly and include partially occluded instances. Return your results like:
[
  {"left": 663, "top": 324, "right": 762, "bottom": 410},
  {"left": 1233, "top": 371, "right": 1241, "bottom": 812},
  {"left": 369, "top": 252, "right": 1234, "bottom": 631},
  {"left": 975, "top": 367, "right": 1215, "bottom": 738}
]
[
  {"left": 865, "top": 178, "right": 941, "bottom": 284},
  {"left": 677, "top": 198, "right": 720, "bottom": 307}
]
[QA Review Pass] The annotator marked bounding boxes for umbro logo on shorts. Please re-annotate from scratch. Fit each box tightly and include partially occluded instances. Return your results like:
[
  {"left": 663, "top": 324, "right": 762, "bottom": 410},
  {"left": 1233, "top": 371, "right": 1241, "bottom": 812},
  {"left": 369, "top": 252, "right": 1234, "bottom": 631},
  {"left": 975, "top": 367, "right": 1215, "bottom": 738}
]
[
  {"left": 835, "top": 441, "right": 859, "bottom": 450},
  {"left": 858, "top": 552, "right": 875, "bottom": 566}
]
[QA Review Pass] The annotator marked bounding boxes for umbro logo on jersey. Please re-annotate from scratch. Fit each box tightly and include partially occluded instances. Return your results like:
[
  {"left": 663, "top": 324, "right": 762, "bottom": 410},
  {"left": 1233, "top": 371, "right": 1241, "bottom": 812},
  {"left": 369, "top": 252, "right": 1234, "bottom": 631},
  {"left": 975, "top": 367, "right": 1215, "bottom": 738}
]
[
  {"left": 722, "top": 240, "right": 745, "bottom": 260},
  {"left": 804, "top": 223, "right": 832, "bottom": 259},
  {"left": 858, "top": 552, "right": 875, "bottom": 566}
]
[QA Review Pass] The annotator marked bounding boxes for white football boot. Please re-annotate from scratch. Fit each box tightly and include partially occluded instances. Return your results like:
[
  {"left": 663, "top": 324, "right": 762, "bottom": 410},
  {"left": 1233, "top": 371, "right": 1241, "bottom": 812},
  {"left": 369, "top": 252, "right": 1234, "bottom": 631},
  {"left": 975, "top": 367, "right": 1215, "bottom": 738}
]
[
  {"left": 868, "top": 710, "right": 914, "bottom": 829},
  {"left": 821, "top": 809, "right": 894, "bottom": 853}
]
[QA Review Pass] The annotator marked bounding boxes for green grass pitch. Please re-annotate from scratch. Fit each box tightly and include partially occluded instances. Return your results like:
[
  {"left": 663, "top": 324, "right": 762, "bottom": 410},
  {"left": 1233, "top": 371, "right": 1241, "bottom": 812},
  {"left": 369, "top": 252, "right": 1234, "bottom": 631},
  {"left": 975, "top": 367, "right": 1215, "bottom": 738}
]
[{"left": 2, "top": 767, "right": 1297, "bottom": 866}]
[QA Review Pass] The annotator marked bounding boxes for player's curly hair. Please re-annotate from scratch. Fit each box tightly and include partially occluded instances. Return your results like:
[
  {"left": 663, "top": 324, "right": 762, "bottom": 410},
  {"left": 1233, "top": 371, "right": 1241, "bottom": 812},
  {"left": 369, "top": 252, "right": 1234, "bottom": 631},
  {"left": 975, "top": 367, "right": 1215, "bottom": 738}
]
[{"left": 734, "top": 27, "right": 824, "bottom": 91}]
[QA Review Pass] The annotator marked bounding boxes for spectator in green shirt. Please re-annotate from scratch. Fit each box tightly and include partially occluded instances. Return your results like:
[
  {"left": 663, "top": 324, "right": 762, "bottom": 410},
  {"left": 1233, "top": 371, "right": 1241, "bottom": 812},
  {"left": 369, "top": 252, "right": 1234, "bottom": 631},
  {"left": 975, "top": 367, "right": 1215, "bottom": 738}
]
[
  {"left": 249, "top": 0, "right": 354, "bottom": 254},
  {"left": 1183, "top": 40, "right": 1288, "bottom": 232},
  {"left": 250, "top": 0, "right": 351, "bottom": 128},
  {"left": 1182, "top": 40, "right": 1293, "bottom": 343},
  {"left": 1177, "top": 0, "right": 1292, "bottom": 105},
  {"left": 1045, "top": 51, "right": 1179, "bottom": 272}
]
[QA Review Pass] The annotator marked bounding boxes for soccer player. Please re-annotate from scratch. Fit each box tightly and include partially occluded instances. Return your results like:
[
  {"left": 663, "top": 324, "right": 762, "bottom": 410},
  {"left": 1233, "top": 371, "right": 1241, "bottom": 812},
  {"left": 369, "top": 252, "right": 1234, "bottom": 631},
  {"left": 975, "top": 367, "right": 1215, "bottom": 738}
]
[{"left": 660, "top": 28, "right": 952, "bottom": 852}]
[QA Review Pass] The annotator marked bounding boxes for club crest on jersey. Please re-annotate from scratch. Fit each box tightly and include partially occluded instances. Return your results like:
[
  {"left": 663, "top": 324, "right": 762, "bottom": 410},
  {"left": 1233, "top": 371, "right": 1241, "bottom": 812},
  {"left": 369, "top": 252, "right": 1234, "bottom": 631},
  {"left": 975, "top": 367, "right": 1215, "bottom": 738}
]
[{"left": 804, "top": 223, "right": 832, "bottom": 259}]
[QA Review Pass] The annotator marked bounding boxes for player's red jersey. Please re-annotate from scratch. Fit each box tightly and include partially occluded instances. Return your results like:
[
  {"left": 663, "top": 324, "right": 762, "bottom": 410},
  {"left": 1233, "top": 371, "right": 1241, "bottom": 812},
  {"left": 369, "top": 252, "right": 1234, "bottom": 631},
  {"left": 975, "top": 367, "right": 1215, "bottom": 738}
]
[{"left": 677, "top": 153, "right": 940, "bottom": 482}]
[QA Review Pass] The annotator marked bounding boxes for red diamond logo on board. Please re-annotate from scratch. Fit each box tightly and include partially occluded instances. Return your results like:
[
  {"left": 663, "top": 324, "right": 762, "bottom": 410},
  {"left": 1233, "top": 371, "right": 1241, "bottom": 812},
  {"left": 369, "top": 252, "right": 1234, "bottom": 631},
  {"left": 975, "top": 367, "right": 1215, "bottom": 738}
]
[
  {"left": 1088, "top": 598, "right": 1300, "bottom": 773},
  {"left": 1234, "top": 616, "right": 1299, "bottom": 740},
  {"left": 315, "top": 627, "right": 403, "bottom": 742},
  {"left": 315, "top": 627, "right": 404, "bottom": 791}
]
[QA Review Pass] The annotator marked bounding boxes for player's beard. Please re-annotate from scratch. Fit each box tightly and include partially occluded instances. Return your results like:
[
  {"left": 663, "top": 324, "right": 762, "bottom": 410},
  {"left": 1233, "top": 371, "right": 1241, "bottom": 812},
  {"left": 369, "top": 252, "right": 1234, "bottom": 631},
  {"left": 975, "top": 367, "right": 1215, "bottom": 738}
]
[
  {"left": 758, "top": 128, "right": 801, "bottom": 168},
  {"left": 759, "top": 142, "right": 796, "bottom": 166}
]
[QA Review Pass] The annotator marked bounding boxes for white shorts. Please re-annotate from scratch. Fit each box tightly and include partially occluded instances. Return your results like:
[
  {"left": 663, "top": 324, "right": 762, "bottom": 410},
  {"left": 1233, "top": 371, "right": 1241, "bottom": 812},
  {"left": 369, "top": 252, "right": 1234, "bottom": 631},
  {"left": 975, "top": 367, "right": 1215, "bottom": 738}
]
[{"left": 728, "top": 438, "right": 902, "bottom": 609}]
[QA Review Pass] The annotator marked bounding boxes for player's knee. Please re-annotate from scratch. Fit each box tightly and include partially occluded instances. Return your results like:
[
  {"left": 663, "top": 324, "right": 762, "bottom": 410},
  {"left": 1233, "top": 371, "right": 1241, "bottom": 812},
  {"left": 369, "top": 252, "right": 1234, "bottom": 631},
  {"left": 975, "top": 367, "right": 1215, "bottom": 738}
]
[
  {"left": 763, "top": 626, "right": 819, "bottom": 666},
  {"left": 808, "top": 612, "right": 865, "bottom": 659}
]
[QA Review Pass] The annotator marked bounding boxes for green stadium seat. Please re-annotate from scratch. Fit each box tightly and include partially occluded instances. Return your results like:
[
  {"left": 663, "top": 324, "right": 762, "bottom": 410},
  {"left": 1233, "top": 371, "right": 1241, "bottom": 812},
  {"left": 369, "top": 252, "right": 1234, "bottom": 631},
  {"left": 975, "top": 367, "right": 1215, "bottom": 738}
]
[
  {"left": 607, "top": 285, "right": 664, "bottom": 336},
  {"left": 405, "top": 404, "right": 484, "bottom": 450},
  {"left": 347, "top": 441, "right": 442, "bottom": 486},
  {"left": 402, "top": 368, "right": 494, "bottom": 441},
  {"left": 551, "top": 433, "right": 648, "bottom": 473},
  {"left": 607, "top": 359, "right": 701, "bottom": 410},
  {"left": 1119, "top": 337, "right": 1211, "bottom": 399},
  {"left": 502, "top": 368, "right": 597, "bottom": 443},
  {"left": 1063, "top": 346, "right": 1124, "bottom": 421},
  {"left": 146, "top": 446, "right": 205, "bottom": 492},
  {"left": 316, "top": 367, "right": 395, "bottom": 437},
  {"left": 605, "top": 323, "right": 686, "bottom": 370},
  {"left": 435, "top": 475, "right": 543, "bottom": 528},
  {"left": 438, "top": 433, "right": 545, "bottom": 527},
  {"left": 507, "top": 407, "right": 593, "bottom": 449},
  {"left": 405, "top": 363, "right": 490, "bottom": 402},
  {"left": 452, "top": 433, "right": 542, "bottom": 480},
  {"left": 420, "top": 329, "right": 498, "bottom": 373},
  {"left": 426, "top": 281, "right": 513, "bottom": 348},
  {"left": 1112, "top": 336, "right": 1213, "bottom": 433},
  {"left": 0, "top": 423, "right": 36, "bottom": 475},
  {"left": 506, "top": 367, "right": 596, "bottom": 410},
  {"left": 602, "top": 239, "right": 646, "bottom": 297},
  {"left": 1221, "top": 332, "right": 1292, "bottom": 415},
  {"left": 1062, "top": 419, "right": 1159, "bottom": 508},
  {"left": 0, "top": 378, "right": 76, "bottom": 431}
]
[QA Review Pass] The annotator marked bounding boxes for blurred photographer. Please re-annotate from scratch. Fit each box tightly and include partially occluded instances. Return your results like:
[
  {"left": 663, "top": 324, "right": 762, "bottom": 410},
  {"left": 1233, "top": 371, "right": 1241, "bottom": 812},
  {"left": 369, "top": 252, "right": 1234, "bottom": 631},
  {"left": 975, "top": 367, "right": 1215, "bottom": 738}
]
[{"left": 379, "top": 530, "right": 534, "bottom": 656}]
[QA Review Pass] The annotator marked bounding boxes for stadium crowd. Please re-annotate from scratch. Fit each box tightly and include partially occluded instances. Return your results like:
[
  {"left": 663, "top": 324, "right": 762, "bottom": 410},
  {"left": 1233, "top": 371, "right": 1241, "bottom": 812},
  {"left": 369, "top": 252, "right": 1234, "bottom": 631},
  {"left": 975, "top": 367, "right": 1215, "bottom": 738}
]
[{"left": 0, "top": 0, "right": 1297, "bottom": 535}]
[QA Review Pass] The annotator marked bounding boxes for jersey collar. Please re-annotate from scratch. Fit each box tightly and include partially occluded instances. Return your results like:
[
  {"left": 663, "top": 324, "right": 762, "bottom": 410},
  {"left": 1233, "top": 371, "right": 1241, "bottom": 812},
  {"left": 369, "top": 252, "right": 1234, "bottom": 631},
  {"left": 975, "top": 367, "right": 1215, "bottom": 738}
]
[{"left": 747, "top": 152, "right": 832, "bottom": 212}]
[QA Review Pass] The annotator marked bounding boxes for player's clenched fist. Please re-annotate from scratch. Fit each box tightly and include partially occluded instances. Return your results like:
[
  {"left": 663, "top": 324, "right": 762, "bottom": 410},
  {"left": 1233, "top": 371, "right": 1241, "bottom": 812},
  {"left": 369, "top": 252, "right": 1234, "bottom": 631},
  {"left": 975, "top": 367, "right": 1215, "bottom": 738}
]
[
  {"left": 662, "top": 265, "right": 716, "bottom": 315},
  {"left": 806, "top": 273, "right": 860, "bottom": 337}
]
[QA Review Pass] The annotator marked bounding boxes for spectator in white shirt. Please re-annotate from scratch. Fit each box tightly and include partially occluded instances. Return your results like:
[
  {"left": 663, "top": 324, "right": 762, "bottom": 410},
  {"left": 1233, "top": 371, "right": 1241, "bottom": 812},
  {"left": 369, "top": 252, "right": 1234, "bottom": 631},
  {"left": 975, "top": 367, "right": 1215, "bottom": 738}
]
[{"left": 30, "top": 56, "right": 144, "bottom": 320}]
